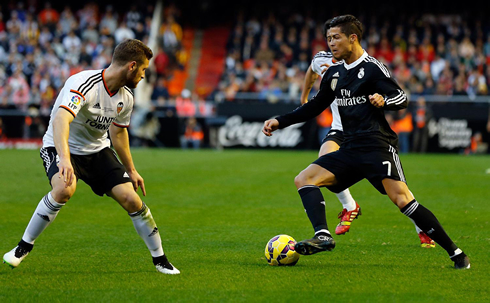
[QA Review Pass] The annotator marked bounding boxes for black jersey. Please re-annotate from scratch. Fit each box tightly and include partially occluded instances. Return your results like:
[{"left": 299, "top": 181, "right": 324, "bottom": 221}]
[{"left": 276, "top": 51, "right": 407, "bottom": 149}]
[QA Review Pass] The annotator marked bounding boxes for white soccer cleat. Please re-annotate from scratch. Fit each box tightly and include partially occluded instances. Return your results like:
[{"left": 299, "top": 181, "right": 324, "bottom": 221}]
[
  {"left": 3, "top": 246, "right": 30, "bottom": 268},
  {"left": 155, "top": 262, "right": 180, "bottom": 275},
  {"left": 153, "top": 254, "right": 180, "bottom": 274}
]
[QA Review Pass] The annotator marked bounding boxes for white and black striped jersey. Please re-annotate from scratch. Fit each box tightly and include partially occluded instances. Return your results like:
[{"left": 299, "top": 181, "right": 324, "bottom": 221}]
[
  {"left": 310, "top": 51, "right": 343, "bottom": 131},
  {"left": 277, "top": 50, "right": 407, "bottom": 149},
  {"left": 42, "top": 69, "right": 134, "bottom": 155}
]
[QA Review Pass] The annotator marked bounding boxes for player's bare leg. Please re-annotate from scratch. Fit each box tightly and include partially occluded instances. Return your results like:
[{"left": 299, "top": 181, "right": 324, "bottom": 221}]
[
  {"left": 108, "top": 183, "right": 179, "bottom": 274},
  {"left": 293, "top": 165, "right": 337, "bottom": 255},
  {"left": 3, "top": 173, "right": 74, "bottom": 268},
  {"left": 383, "top": 178, "right": 469, "bottom": 269}
]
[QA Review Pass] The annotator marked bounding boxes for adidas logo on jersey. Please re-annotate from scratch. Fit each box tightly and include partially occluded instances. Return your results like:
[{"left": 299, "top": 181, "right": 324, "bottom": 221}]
[
  {"left": 93, "top": 103, "right": 101, "bottom": 109},
  {"left": 123, "top": 172, "right": 129, "bottom": 178},
  {"left": 333, "top": 72, "right": 340, "bottom": 77}
]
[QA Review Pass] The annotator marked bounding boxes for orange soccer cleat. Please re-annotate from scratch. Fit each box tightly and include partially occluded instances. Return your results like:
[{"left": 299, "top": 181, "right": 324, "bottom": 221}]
[{"left": 335, "top": 202, "right": 361, "bottom": 235}]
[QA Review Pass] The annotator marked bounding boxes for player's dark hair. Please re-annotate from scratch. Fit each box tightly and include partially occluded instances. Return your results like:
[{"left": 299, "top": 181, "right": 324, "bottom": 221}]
[
  {"left": 324, "top": 15, "right": 363, "bottom": 42},
  {"left": 112, "top": 39, "right": 153, "bottom": 66}
]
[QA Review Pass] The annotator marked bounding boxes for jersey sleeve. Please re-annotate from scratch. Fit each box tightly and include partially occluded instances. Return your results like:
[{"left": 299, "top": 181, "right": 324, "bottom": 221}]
[
  {"left": 276, "top": 76, "right": 334, "bottom": 129},
  {"left": 311, "top": 51, "right": 334, "bottom": 76},
  {"left": 112, "top": 94, "right": 133, "bottom": 128},
  {"left": 370, "top": 63, "right": 408, "bottom": 110},
  {"left": 57, "top": 78, "right": 87, "bottom": 117}
]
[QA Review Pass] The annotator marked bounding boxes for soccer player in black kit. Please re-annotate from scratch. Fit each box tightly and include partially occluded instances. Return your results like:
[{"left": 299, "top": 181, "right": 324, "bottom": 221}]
[{"left": 262, "top": 15, "right": 470, "bottom": 269}]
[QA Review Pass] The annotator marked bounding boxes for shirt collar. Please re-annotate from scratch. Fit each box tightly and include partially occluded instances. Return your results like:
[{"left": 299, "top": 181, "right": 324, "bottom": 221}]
[{"left": 344, "top": 50, "right": 368, "bottom": 70}]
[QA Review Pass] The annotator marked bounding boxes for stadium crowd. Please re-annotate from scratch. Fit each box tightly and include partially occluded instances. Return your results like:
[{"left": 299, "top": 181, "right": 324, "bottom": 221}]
[
  {"left": 0, "top": 2, "right": 489, "bottom": 152},
  {"left": 0, "top": 1, "right": 185, "bottom": 137},
  {"left": 216, "top": 10, "right": 490, "bottom": 103}
]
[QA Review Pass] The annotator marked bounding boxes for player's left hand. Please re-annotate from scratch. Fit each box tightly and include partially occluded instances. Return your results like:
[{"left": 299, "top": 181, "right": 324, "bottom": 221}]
[
  {"left": 129, "top": 171, "right": 146, "bottom": 196},
  {"left": 369, "top": 93, "right": 385, "bottom": 108}
]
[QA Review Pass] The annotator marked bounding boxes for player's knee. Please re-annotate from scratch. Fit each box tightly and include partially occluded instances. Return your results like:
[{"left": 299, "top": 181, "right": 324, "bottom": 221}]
[
  {"left": 118, "top": 192, "right": 142, "bottom": 213},
  {"left": 389, "top": 192, "right": 411, "bottom": 209},
  {"left": 51, "top": 188, "right": 74, "bottom": 203},
  {"left": 294, "top": 171, "right": 316, "bottom": 188}
]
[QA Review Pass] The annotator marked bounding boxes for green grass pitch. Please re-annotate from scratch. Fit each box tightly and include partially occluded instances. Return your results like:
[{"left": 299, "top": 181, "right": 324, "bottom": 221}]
[{"left": 1, "top": 149, "right": 489, "bottom": 302}]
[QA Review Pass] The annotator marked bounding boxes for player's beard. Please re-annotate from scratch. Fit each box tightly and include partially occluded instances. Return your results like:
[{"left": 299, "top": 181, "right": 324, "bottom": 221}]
[
  {"left": 126, "top": 70, "right": 140, "bottom": 89},
  {"left": 335, "top": 48, "right": 352, "bottom": 62}
]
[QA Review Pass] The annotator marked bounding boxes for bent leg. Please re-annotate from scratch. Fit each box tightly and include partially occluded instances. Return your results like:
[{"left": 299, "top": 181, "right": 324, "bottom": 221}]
[
  {"left": 108, "top": 183, "right": 164, "bottom": 257},
  {"left": 294, "top": 164, "right": 337, "bottom": 236},
  {"left": 319, "top": 141, "right": 357, "bottom": 212},
  {"left": 383, "top": 178, "right": 461, "bottom": 257},
  {"left": 22, "top": 172, "right": 75, "bottom": 244}
]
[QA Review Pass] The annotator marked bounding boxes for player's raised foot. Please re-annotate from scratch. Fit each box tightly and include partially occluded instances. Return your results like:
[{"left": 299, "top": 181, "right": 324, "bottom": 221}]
[
  {"left": 294, "top": 233, "right": 336, "bottom": 255},
  {"left": 3, "top": 240, "right": 33, "bottom": 269},
  {"left": 451, "top": 252, "right": 470, "bottom": 270},
  {"left": 418, "top": 232, "right": 435, "bottom": 248},
  {"left": 153, "top": 255, "right": 180, "bottom": 275},
  {"left": 335, "top": 202, "right": 361, "bottom": 235}
]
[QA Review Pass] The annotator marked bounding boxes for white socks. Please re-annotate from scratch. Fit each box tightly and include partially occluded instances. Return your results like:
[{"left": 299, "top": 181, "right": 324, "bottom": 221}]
[
  {"left": 129, "top": 203, "right": 164, "bottom": 257},
  {"left": 22, "top": 192, "right": 64, "bottom": 244},
  {"left": 336, "top": 189, "right": 357, "bottom": 211}
]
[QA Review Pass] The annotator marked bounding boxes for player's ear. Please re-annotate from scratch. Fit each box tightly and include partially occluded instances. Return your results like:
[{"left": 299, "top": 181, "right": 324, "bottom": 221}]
[{"left": 129, "top": 61, "right": 137, "bottom": 71}]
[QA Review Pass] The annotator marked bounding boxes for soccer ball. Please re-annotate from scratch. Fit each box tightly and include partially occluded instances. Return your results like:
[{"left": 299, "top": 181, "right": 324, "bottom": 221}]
[{"left": 265, "top": 234, "right": 300, "bottom": 266}]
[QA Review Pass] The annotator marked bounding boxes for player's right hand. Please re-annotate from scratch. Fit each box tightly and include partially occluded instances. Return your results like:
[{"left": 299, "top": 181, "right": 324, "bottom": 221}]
[
  {"left": 320, "top": 62, "right": 330, "bottom": 74},
  {"left": 262, "top": 119, "right": 279, "bottom": 136},
  {"left": 58, "top": 158, "right": 75, "bottom": 188}
]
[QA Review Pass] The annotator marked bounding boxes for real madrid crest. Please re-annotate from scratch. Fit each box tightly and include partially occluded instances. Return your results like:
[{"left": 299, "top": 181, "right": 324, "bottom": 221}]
[
  {"left": 358, "top": 67, "right": 365, "bottom": 79},
  {"left": 331, "top": 79, "right": 337, "bottom": 91}
]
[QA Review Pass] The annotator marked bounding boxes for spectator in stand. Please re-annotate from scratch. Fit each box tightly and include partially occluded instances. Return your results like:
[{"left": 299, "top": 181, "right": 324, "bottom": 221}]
[
  {"left": 21, "top": 13, "right": 39, "bottom": 43},
  {"left": 430, "top": 53, "right": 447, "bottom": 81},
  {"left": 77, "top": 3, "right": 99, "bottom": 30},
  {"left": 114, "top": 23, "right": 135, "bottom": 44},
  {"left": 6, "top": 11, "right": 22, "bottom": 40},
  {"left": 62, "top": 30, "right": 82, "bottom": 57},
  {"left": 160, "top": 14, "right": 182, "bottom": 53},
  {"left": 99, "top": 6, "right": 119, "bottom": 34},
  {"left": 180, "top": 117, "right": 204, "bottom": 149},
  {"left": 391, "top": 108, "right": 413, "bottom": 154},
  {"left": 7, "top": 69, "right": 30, "bottom": 110},
  {"left": 467, "top": 67, "right": 488, "bottom": 97},
  {"left": 59, "top": 6, "right": 77, "bottom": 36},
  {"left": 175, "top": 89, "right": 196, "bottom": 117},
  {"left": 151, "top": 76, "right": 170, "bottom": 102},
  {"left": 153, "top": 46, "right": 169, "bottom": 78},
  {"left": 38, "top": 2, "right": 59, "bottom": 32},
  {"left": 125, "top": 5, "right": 143, "bottom": 31},
  {"left": 254, "top": 38, "right": 275, "bottom": 64}
]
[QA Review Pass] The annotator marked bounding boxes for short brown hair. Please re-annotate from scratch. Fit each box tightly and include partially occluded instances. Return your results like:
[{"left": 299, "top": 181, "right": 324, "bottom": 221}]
[
  {"left": 112, "top": 39, "right": 153, "bottom": 66},
  {"left": 324, "top": 15, "right": 363, "bottom": 42}
]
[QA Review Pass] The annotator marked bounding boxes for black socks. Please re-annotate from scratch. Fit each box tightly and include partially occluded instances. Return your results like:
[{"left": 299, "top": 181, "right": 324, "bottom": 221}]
[
  {"left": 401, "top": 199, "right": 458, "bottom": 256},
  {"left": 298, "top": 186, "right": 328, "bottom": 233}
]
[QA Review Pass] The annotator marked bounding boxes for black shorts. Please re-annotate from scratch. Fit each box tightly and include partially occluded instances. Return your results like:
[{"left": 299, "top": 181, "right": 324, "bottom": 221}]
[
  {"left": 321, "top": 129, "right": 344, "bottom": 146},
  {"left": 313, "top": 144, "right": 406, "bottom": 195},
  {"left": 40, "top": 147, "right": 131, "bottom": 196}
]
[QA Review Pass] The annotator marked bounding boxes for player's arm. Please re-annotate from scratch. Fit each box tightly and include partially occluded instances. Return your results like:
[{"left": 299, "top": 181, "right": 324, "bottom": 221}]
[
  {"left": 52, "top": 108, "right": 75, "bottom": 187},
  {"left": 263, "top": 78, "right": 334, "bottom": 136},
  {"left": 369, "top": 67, "right": 408, "bottom": 110},
  {"left": 109, "top": 124, "right": 146, "bottom": 196},
  {"left": 300, "top": 65, "right": 319, "bottom": 105}
]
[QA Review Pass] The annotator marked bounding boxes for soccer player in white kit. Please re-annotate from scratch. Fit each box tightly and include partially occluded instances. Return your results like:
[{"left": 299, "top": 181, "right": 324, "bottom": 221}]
[
  {"left": 301, "top": 50, "right": 435, "bottom": 247},
  {"left": 3, "top": 39, "right": 180, "bottom": 274}
]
